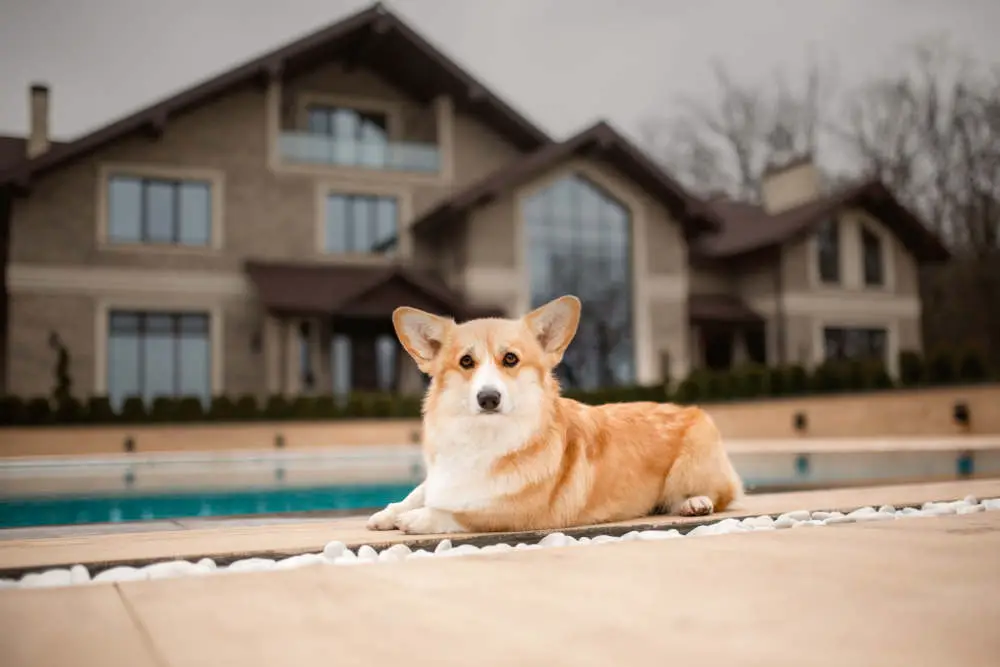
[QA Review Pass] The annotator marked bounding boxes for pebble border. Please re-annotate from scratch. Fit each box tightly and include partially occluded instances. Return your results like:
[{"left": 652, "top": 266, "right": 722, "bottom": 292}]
[{"left": 4, "top": 496, "right": 998, "bottom": 590}]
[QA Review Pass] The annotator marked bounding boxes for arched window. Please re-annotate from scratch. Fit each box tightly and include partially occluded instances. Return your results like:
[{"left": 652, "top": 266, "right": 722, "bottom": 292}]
[{"left": 522, "top": 174, "right": 634, "bottom": 390}]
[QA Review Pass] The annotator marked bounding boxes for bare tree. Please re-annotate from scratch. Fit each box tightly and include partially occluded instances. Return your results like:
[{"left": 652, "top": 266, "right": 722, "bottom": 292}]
[
  {"left": 836, "top": 37, "right": 1000, "bottom": 365},
  {"left": 639, "top": 56, "right": 836, "bottom": 200}
]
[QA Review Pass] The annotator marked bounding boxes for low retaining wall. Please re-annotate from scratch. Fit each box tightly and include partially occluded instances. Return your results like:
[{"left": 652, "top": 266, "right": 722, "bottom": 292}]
[{"left": 0, "top": 384, "right": 996, "bottom": 458}]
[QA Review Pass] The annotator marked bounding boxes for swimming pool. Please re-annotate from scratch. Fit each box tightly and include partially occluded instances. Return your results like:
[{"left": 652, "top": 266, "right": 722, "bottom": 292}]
[{"left": 0, "top": 482, "right": 418, "bottom": 529}]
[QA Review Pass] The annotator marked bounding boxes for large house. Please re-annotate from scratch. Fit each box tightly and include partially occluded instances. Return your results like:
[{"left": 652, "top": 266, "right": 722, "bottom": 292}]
[{"left": 0, "top": 2, "right": 948, "bottom": 407}]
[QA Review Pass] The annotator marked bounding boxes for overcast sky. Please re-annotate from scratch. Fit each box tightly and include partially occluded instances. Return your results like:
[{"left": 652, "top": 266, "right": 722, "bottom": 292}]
[{"left": 1, "top": 0, "right": 998, "bottom": 146}]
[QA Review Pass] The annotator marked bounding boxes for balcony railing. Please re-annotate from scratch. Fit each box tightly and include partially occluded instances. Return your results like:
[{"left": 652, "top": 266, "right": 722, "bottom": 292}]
[{"left": 279, "top": 132, "right": 440, "bottom": 173}]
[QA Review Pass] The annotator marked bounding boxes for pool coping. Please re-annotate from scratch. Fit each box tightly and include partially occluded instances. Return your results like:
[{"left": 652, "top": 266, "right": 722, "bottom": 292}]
[{"left": 1, "top": 478, "right": 997, "bottom": 579}]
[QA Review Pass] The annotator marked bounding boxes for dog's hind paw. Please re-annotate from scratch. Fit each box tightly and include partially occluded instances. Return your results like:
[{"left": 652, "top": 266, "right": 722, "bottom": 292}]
[{"left": 678, "top": 495, "right": 714, "bottom": 517}]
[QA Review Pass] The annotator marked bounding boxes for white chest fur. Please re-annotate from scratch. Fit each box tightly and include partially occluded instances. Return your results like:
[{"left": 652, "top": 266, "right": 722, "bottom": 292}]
[{"left": 423, "top": 413, "right": 546, "bottom": 513}]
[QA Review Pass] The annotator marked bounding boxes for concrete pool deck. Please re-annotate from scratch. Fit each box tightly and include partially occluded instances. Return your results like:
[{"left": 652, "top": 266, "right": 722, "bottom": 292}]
[
  {"left": 1, "top": 502, "right": 997, "bottom": 666},
  {"left": 1, "top": 478, "right": 998, "bottom": 576}
]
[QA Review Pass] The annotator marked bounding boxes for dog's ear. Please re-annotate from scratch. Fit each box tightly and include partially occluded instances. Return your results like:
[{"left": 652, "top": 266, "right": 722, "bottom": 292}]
[
  {"left": 523, "top": 295, "right": 581, "bottom": 363},
  {"left": 392, "top": 307, "right": 454, "bottom": 373}
]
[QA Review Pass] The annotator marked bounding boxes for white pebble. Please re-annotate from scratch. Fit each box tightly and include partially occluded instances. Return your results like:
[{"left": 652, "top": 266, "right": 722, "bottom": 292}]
[
  {"left": 847, "top": 507, "right": 877, "bottom": 519},
  {"left": 983, "top": 499, "right": 1000, "bottom": 511},
  {"left": 377, "top": 544, "right": 412, "bottom": 563},
  {"left": 440, "top": 544, "right": 480, "bottom": 557},
  {"left": 779, "top": 510, "right": 812, "bottom": 522},
  {"left": 742, "top": 515, "right": 774, "bottom": 528},
  {"left": 809, "top": 511, "right": 834, "bottom": 521},
  {"left": 620, "top": 530, "right": 642, "bottom": 542},
  {"left": 539, "top": 532, "right": 569, "bottom": 548},
  {"left": 957, "top": 504, "right": 985, "bottom": 515},
  {"left": 481, "top": 543, "right": 514, "bottom": 554},
  {"left": 322, "top": 541, "right": 346, "bottom": 561},
  {"left": 434, "top": 539, "right": 453, "bottom": 553},
  {"left": 70, "top": 565, "right": 91, "bottom": 584},
  {"left": 878, "top": 505, "right": 896, "bottom": 514},
  {"left": 357, "top": 545, "right": 378, "bottom": 562},
  {"left": 333, "top": 554, "right": 362, "bottom": 565},
  {"left": 0, "top": 578, "right": 17, "bottom": 589},
  {"left": 275, "top": 554, "right": 324, "bottom": 570},
  {"left": 21, "top": 568, "right": 73, "bottom": 588},
  {"left": 823, "top": 515, "right": 854, "bottom": 525},
  {"left": 591, "top": 535, "right": 618, "bottom": 544},
  {"left": 899, "top": 507, "right": 922, "bottom": 516},
  {"left": 94, "top": 566, "right": 148, "bottom": 583},
  {"left": 514, "top": 542, "right": 530, "bottom": 550},
  {"left": 197, "top": 558, "right": 217, "bottom": 571},
  {"left": 773, "top": 516, "right": 797, "bottom": 529},
  {"left": 406, "top": 549, "right": 433, "bottom": 560},
  {"left": 144, "top": 560, "right": 200, "bottom": 580},
  {"left": 576, "top": 537, "right": 591, "bottom": 545},
  {"left": 637, "top": 529, "right": 681, "bottom": 540},
  {"left": 963, "top": 495, "right": 978, "bottom": 505},
  {"left": 687, "top": 524, "right": 720, "bottom": 537},
  {"left": 792, "top": 520, "right": 826, "bottom": 529},
  {"left": 227, "top": 558, "right": 276, "bottom": 573}
]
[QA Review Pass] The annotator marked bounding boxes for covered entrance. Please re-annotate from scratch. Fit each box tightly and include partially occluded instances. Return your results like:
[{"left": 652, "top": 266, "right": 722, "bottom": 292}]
[
  {"left": 689, "top": 294, "right": 767, "bottom": 371},
  {"left": 245, "top": 261, "right": 501, "bottom": 396}
]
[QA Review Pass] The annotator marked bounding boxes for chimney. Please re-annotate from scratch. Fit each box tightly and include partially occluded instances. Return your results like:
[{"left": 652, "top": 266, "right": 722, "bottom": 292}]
[
  {"left": 27, "top": 83, "right": 51, "bottom": 159},
  {"left": 760, "top": 153, "right": 820, "bottom": 215}
]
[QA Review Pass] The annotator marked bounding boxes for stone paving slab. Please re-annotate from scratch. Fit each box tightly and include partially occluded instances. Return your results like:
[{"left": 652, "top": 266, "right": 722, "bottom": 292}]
[
  {"left": 1, "top": 511, "right": 997, "bottom": 667},
  {"left": 1, "top": 479, "right": 997, "bottom": 576}
]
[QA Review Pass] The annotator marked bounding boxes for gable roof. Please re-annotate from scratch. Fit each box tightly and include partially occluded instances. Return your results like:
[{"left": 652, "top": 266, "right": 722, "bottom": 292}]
[
  {"left": 244, "top": 260, "right": 501, "bottom": 320},
  {"left": 411, "top": 121, "right": 723, "bottom": 236},
  {"left": 0, "top": 135, "right": 68, "bottom": 173},
  {"left": 0, "top": 2, "right": 550, "bottom": 187},
  {"left": 695, "top": 179, "right": 950, "bottom": 263}
]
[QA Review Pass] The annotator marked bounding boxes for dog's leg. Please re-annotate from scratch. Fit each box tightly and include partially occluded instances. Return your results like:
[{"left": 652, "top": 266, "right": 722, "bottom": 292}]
[
  {"left": 678, "top": 495, "right": 714, "bottom": 516},
  {"left": 394, "top": 506, "right": 467, "bottom": 535},
  {"left": 366, "top": 482, "right": 426, "bottom": 531}
]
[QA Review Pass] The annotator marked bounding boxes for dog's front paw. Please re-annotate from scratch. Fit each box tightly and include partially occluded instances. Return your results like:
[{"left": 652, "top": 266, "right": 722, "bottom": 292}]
[
  {"left": 395, "top": 507, "right": 461, "bottom": 535},
  {"left": 366, "top": 506, "right": 399, "bottom": 531}
]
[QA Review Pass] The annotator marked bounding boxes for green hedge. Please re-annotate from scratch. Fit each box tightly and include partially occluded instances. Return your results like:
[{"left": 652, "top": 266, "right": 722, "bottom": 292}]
[{"left": 1, "top": 348, "right": 995, "bottom": 427}]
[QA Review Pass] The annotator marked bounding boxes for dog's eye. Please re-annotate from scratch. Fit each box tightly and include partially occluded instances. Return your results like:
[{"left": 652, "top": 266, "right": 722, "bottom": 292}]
[
  {"left": 502, "top": 352, "right": 519, "bottom": 368},
  {"left": 459, "top": 354, "right": 475, "bottom": 369}
]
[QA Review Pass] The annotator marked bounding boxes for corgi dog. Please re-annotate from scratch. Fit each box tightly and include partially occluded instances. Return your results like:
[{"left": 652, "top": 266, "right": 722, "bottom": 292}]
[{"left": 366, "top": 294, "right": 743, "bottom": 535}]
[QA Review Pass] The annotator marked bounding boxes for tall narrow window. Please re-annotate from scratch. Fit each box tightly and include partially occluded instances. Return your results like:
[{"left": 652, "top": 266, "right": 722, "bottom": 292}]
[
  {"left": 331, "top": 334, "right": 352, "bottom": 397},
  {"left": 307, "top": 105, "right": 388, "bottom": 168},
  {"left": 523, "top": 174, "right": 633, "bottom": 390},
  {"left": 107, "top": 311, "right": 211, "bottom": 409},
  {"left": 298, "top": 321, "right": 314, "bottom": 392},
  {"left": 325, "top": 194, "right": 397, "bottom": 254},
  {"left": 375, "top": 335, "right": 399, "bottom": 392},
  {"left": 816, "top": 218, "right": 840, "bottom": 284},
  {"left": 107, "top": 176, "right": 212, "bottom": 246},
  {"left": 861, "top": 226, "right": 884, "bottom": 287}
]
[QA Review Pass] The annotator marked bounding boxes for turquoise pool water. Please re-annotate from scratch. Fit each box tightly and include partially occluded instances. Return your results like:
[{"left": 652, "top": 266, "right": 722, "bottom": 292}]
[{"left": 0, "top": 483, "right": 417, "bottom": 529}]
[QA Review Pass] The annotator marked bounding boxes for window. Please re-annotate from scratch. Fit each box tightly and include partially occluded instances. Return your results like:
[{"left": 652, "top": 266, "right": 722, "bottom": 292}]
[
  {"left": 107, "top": 311, "right": 211, "bottom": 409},
  {"left": 523, "top": 174, "right": 634, "bottom": 390},
  {"left": 107, "top": 176, "right": 212, "bottom": 246},
  {"left": 375, "top": 335, "right": 398, "bottom": 392},
  {"left": 307, "top": 105, "right": 389, "bottom": 168},
  {"left": 325, "top": 194, "right": 397, "bottom": 254},
  {"left": 861, "top": 226, "right": 884, "bottom": 287},
  {"left": 298, "top": 321, "right": 315, "bottom": 391},
  {"left": 823, "top": 327, "right": 888, "bottom": 363},
  {"left": 816, "top": 218, "right": 840, "bottom": 284},
  {"left": 331, "top": 334, "right": 352, "bottom": 398}
]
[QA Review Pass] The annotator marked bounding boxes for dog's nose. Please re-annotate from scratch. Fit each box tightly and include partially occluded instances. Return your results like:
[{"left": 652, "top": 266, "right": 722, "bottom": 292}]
[{"left": 476, "top": 387, "right": 502, "bottom": 412}]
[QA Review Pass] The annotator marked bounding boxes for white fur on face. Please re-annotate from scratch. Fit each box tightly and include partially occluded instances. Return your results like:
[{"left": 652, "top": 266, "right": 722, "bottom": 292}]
[{"left": 469, "top": 358, "right": 510, "bottom": 415}]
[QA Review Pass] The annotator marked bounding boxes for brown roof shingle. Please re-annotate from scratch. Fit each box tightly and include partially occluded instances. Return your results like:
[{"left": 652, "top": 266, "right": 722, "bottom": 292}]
[
  {"left": 244, "top": 260, "right": 500, "bottom": 320},
  {"left": 411, "top": 121, "right": 723, "bottom": 236},
  {"left": 0, "top": 2, "right": 550, "bottom": 187},
  {"left": 695, "top": 179, "right": 950, "bottom": 263}
]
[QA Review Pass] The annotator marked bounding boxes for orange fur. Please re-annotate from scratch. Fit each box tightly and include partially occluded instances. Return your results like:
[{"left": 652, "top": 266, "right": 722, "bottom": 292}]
[{"left": 367, "top": 294, "right": 744, "bottom": 535}]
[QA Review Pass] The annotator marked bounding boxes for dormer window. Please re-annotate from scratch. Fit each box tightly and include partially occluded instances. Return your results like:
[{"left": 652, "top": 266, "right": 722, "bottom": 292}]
[
  {"left": 816, "top": 218, "right": 840, "bottom": 284},
  {"left": 861, "top": 226, "right": 884, "bottom": 287}
]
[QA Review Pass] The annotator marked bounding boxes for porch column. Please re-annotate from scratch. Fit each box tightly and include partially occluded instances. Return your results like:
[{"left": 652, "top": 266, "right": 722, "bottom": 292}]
[
  {"left": 732, "top": 329, "right": 749, "bottom": 367},
  {"left": 264, "top": 314, "right": 283, "bottom": 396},
  {"left": 284, "top": 318, "right": 300, "bottom": 395},
  {"left": 316, "top": 319, "right": 332, "bottom": 393}
]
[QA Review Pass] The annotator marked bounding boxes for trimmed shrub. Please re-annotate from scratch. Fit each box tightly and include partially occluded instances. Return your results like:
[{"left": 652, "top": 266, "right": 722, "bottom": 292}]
[
  {"left": 957, "top": 349, "right": 988, "bottom": 383},
  {"left": 898, "top": 350, "right": 924, "bottom": 387},
  {"left": 731, "top": 364, "right": 769, "bottom": 399},
  {"left": 209, "top": 395, "right": 237, "bottom": 421},
  {"left": 52, "top": 396, "right": 84, "bottom": 424},
  {"left": 233, "top": 395, "right": 259, "bottom": 420},
  {"left": 0, "top": 396, "right": 27, "bottom": 426},
  {"left": 263, "top": 395, "right": 292, "bottom": 421},
  {"left": 24, "top": 397, "right": 53, "bottom": 425},
  {"left": 119, "top": 396, "right": 148, "bottom": 423},
  {"left": 174, "top": 397, "right": 206, "bottom": 422},
  {"left": 150, "top": 397, "right": 178, "bottom": 422},
  {"left": 86, "top": 396, "right": 115, "bottom": 423},
  {"left": 926, "top": 350, "right": 958, "bottom": 385},
  {"left": 810, "top": 362, "right": 847, "bottom": 394}
]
